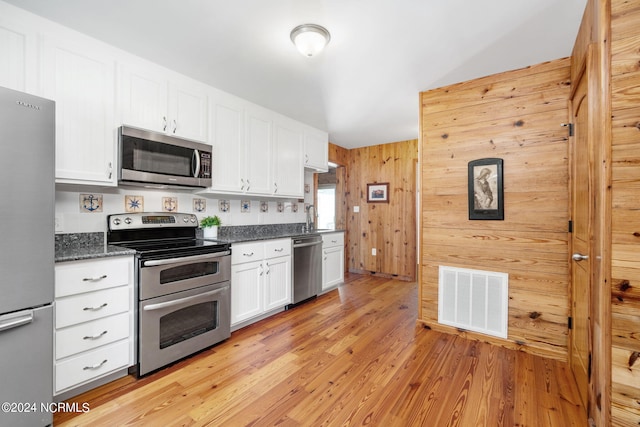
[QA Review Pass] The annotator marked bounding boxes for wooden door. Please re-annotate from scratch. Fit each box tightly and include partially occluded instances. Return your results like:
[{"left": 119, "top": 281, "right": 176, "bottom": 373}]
[{"left": 569, "top": 62, "right": 592, "bottom": 409}]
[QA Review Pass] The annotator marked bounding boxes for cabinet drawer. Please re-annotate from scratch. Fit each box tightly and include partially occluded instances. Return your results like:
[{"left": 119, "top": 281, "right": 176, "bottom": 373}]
[
  {"left": 264, "top": 238, "right": 291, "bottom": 258},
  {"left": 232, "top": 241, "right": 265, "bottom": 265},
  {"left": 56, "top": 257, "right": 131, "bottom": 297},
  {"left": 55, "top": 339, "right": 130, "bottom": 393},
  {"left": 322, "top": 232, "right": 344, "bottom": 248},
  {"left": 56, "top": 286, "right": 130, "bottom": 328},
  {"left": 56, "top": 312, "right": 130, "bottom": 359}
]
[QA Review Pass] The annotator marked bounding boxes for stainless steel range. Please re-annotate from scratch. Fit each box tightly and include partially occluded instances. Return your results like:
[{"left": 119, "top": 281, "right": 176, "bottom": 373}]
[{"left": 107, "top": 212, "right": 231, "bottom": 376}]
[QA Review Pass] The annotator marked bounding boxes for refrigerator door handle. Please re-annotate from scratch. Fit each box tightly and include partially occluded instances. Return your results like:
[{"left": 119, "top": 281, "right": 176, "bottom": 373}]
[{"left": 0, "top": 310, "right": 34, "bottom": 333}]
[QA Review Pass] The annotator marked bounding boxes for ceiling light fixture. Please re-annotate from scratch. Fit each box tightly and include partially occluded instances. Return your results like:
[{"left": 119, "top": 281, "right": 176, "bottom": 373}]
[{"left": 290, "top": 24, "right": 331, "bottom": 57}]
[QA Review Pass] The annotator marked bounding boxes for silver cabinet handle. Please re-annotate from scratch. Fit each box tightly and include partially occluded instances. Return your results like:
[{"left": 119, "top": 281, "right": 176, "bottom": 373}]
[
  {"left": 265, "top": 261, "right": 270, "bottom": 274},
  {"left": 83, "top": 330, "right": 108, "bottom": 340},
  {"left": 172, "top": 119, "right": 177, "bottom": 133},
  {"left": 572, "top": 253, "right": 589, "bottom": 261},
  {"left": 305, "top": 154, "right": 309, "bottom": 164},
  {"left": 274, "top": 182, "right": 278, "bottom": 193},
  {"left": 243, "top": 252, "right": 254, "bottom": 257},
  {"left": 246, "top": 179, "right": 250, "bottom": 191},
  {"left": 83, "top": 359, "right": 107, "bottom": 370},
  {"left": 107, "top": 162, "right": 113, "bottom": 180},
  {"left": 163, "top": 116, "right": 167, "bottom": 131},
  {"left": 240, "top": 178, "right": 245, "bottom": 191},
  {"left": 83, "top": 275, "right": 107, "bottom": 282},
  {"left": 274, "top": 248, "right": 284, "bottom": 252},
  {"left": 83, "top": 303, "right": 108, "bottom": 311}
]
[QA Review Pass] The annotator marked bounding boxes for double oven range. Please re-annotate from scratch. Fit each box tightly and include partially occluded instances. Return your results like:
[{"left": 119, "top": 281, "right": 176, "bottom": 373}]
[{"left": 108, "top": 212, "right": 231, "bottom": 376}]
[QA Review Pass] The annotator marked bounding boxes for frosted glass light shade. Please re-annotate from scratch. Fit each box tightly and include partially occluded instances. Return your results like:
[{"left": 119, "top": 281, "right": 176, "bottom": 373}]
[{"left": 290, "top": 24, "right": 331, "bottom": 57}]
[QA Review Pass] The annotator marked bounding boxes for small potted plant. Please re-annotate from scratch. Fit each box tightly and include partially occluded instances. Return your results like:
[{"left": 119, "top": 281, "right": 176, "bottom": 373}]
[{"left": 200, "top": 215, "right": 221, "bottom": 239}]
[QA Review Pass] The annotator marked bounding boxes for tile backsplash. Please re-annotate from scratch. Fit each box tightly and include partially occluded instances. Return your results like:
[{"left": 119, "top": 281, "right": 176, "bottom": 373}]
[{"left": 55, "top": 172, "right": 313, "bottom": 234}]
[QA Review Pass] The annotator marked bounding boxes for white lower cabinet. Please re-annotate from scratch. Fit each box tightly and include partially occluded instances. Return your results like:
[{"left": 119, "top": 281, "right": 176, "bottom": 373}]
[
  {"left": 322, "top": 232, "right": 345, "bottom": 292},
  {"left": 54, "top": 256, "right": 134, "bottom": 397},
  {"left": 231, "top": 239, "right": 292, "bottom": 328}
]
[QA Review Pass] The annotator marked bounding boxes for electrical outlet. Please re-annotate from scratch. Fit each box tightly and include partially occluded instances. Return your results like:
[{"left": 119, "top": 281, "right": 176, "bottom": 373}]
[
  {"left": 353, "top": 206, "right": 359, "bottom": 213},
  {"left": 55, "top": 215, "right": 64, "bottom": 232},
  {"left": 372, "top": 248, "right": 376, "bottom": 256}
]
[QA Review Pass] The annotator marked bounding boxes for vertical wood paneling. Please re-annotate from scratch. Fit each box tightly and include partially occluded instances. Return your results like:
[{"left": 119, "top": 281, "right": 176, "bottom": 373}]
[
  {"left": 419, "top": 59, "right": 572, "bottom": 361},
  {"left": 610, "top": 0, "right": 640, "bottom": 424},
  {"left": 328, "top": 143, "right": 349, "bottom": 272},
  {"left": 346, "top": 140, "right": 418, "bottom": 280}
]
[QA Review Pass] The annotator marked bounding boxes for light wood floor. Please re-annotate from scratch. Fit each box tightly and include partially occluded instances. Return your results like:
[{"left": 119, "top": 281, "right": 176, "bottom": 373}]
[{"left": 54, "top": 273, "right": 586, "bottom": 426}]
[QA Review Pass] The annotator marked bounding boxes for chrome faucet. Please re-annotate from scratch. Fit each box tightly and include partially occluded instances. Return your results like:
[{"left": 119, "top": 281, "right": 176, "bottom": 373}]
[{"left": 305, "top": 205, "right": 316, "bottom": 232}]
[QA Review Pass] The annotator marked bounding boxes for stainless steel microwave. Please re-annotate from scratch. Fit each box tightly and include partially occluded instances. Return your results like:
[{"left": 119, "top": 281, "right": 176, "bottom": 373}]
[{"left": 118, "top": 126, "right": 212, "bottom": 188}]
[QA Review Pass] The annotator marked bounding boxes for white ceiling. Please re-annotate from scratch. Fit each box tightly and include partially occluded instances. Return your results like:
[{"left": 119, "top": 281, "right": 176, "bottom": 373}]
[{"left": 6, "top": 0, "right": 587, "bottom": 149}]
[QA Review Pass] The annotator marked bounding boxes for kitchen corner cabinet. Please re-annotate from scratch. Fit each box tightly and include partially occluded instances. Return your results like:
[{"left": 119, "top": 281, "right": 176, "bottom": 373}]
[
  {"left": 322, "top": 232, "right": 345, "bottom": 292},
  {"left": 40, "top": 34, "right": 118, "bottom": 186},
  {"left": 54, "top": 256, "right": 134, "bottom": 397},
  {"left": 231, "top": 239, "right": 292, "bottom": 328},
  {"left": 304, "top": 127, "right": 329, "bottom": 172},
  {"left": 119, "top": 62, "right": 208, "bottom": 143}
]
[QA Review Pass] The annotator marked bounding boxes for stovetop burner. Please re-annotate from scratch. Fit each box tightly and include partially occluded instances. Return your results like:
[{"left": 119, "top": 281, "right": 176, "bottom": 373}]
[{"left": 107, "top": 212, "right": 229, "bottom": 258}]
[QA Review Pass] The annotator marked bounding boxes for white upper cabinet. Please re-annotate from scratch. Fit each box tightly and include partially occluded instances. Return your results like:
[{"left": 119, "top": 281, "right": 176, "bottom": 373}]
[
  {"left": 207, "top": 94, "right": 307, "bottom": 198},
  {"left": 0, "top": 14, "right": 37, "bottom": 94},
  {"left": 40, "top": 34, "right": 118, "bottom": 186},
  {"left": 244, "top": 104, "right": 273, "bottom": 195},
  {"left": 119, "top": 62, "right": 208, "bottom": 142},
  {"left": 304, "top": 126, "right": 329, "bottom": 172},
  {"left": 272, "top": 117, "right": 304, "bottom": 197}
]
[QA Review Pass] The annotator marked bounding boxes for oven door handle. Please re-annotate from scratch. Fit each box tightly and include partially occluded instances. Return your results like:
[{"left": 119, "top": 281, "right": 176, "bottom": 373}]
[
  {"left": 142, "top": 250, "right": 230, "bottom": 267},
  {"left": 143, "top": 287, "right": 227, "bottom": 312}
]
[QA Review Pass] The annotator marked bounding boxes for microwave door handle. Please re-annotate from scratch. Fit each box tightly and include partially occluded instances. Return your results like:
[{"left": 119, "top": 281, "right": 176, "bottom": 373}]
[{"left": 193, "top": 149, "right": 201, "bottom": 178}]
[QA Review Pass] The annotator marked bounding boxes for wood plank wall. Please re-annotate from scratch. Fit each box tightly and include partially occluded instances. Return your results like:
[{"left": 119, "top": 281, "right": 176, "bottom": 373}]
[
  {"left": 419, "top": 59, "right": 572, "bottom": 361},
  {"left": 610, "top": 1, "right": 640, "bottom": 424},
  {"left": 346, "top": 140, "right": 418, "bottom": 281}
]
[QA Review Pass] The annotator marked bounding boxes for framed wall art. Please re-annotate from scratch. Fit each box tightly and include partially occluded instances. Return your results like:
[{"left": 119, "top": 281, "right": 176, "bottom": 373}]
[
  {"left": 367, "top": 183, "right": 389, "bottom": 203},
  {"left": 468, "top": 158, "right": 504, "bottom": 220}
]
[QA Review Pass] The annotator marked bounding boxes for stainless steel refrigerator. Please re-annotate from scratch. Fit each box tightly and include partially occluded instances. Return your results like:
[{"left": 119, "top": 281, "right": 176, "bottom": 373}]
[{"left": 0, "top": 86, "right": 54, "bottom": 426}]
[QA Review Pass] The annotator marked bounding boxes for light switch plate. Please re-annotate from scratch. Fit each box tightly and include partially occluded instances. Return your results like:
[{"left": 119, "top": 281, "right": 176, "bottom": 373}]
[
  {"left": 55, "top": 214, "right": 64, "bottom": 232},
  {"left": 353, "top": 206, "right": 360, "bottom": 212}
]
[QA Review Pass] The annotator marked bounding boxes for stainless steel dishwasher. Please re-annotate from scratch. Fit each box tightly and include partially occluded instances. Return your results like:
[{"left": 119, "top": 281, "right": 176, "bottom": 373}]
[{"left": 289, "top": 234, "right": 323, "bottom": 307}]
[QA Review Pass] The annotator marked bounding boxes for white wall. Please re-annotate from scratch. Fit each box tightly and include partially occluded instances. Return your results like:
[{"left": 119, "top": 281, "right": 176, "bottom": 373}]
[{"left": 55, "top": 171, "right": 315, "bottom": 234}]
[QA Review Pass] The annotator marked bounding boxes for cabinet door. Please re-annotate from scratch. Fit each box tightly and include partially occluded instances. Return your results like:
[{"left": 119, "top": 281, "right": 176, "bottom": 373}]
[
  {"left": 119, "top": 63, "right": 168, "bottom": 133},
  {"left": 264, "top": 255, "right": 291, "bottom": 311},
  {"left": 41, "top": 35, "right": 117, "bottom": 185},
  {"left": 231, "top": 260, "right": 263, "bottom": 325},
  {"left": 169, "top": 79, "right": 208, "bottom": 142},
  {"left": 304, "top": 127, "right": 328, "bottom": 172},
  {"left": 209, "top": 91, "right": 245, "bottom": 192},
  {"left": 0, "top": 17, "right": 36, "bottom": 93},
  {"left": 273, "top": 119, "right": 304, "bottom": 197},
  {"left": 323, "top": 246, "right": 344, "bottom": 290},
  {"left": 244, "top": 105, "right": 272, "bottom": 194}
]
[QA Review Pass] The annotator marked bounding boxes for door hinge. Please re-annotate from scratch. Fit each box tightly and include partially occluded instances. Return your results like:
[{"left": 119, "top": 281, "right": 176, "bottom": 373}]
[
  {"left": 568, "top": 316, "right": 572, "bottom": 330},
  {"left": 561, "top": 123, "right": 574, "bottom": 137},
  {"left": 568, "top": 220, "right": 573, "bottom": 233}
]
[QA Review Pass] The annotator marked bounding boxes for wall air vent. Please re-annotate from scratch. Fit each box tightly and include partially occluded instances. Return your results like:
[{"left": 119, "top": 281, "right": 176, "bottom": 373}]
[{"left": 438, "top": 266, "right": 508, "bottom": 339}]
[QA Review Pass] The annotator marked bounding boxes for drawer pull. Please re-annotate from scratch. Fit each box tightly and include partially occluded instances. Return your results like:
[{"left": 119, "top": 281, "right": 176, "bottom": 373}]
[
  {"left": 83, "top": 330, "right": 108, "bottom": 340},
  {"left": 331, "top": 240, "right": 338, "bottom": 243},
  {"left": 83, "top": 303, "right": 108, "bottom": 311},
  {"left": 83, "top": 275, "right": 107, "bottom": 282},
  {"left": 83, "top": 359, "right": 108, "bottom": 370},
  {"left": 243, "top": 252, "right": 254, "bottom": 257},
  {"left": 274, "top": 248, "right": 284, "bottom": 252}
]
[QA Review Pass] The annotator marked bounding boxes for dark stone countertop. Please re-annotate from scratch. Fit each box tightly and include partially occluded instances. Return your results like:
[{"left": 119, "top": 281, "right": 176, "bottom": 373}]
[
  {"left": 202, "top": 223, "right": 344, "bottom": 244},
  {"left": 55, "top": 232, "right": 136, "bottom": 263}
]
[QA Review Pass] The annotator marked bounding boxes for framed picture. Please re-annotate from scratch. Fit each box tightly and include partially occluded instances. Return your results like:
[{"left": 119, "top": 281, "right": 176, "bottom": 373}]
[
  {"left": 468, "top": 158, "right": 504, "bottom": 220},
  {"left": 367, "top": 183, "right": 389, "bottom": 203}
]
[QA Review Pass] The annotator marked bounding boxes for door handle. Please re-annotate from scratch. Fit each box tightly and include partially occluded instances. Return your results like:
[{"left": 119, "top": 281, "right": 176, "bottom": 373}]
[{"left": 572, "top": 253, "right": 589, "bottom": 261}]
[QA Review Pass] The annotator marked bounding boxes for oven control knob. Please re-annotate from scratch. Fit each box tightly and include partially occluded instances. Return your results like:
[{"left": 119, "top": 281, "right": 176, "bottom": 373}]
[
  {"left": 190, "top": 217, "right": 196, "bottom": 223},
  {"left": 112, "top": 218, "right": 121, "bottom": 226},
  {"left": 183, "top": 216, "right": 189, "bottom": 223},
  {"left": 124, "top": 217, "right": 132, "bottom": 225}
]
